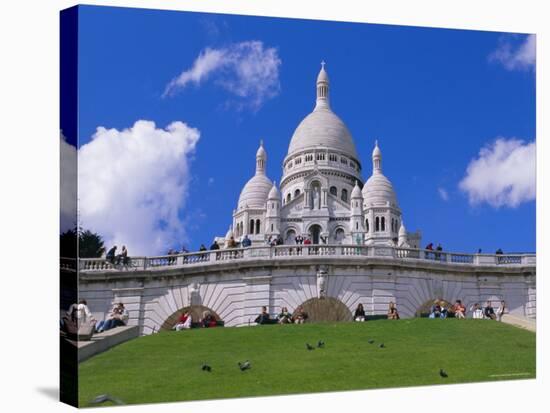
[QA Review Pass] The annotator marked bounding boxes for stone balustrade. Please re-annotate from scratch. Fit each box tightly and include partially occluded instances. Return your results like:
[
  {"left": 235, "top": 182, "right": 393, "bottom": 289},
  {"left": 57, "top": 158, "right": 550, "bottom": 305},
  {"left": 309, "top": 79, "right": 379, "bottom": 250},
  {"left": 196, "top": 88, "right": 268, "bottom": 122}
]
[{"left": 72, "top": 245, "right": 536, "bottom": 273}]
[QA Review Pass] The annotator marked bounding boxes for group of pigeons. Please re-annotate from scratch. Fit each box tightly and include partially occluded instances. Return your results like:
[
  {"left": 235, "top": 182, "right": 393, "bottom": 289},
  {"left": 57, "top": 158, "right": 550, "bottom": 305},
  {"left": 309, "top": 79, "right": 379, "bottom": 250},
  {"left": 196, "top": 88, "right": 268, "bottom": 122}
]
[
  {"left": 90, "top": 337, "right": 448, "bottom": 406},
  {"left": 201, "top": 359, "right": 251, "bottom": 373}
]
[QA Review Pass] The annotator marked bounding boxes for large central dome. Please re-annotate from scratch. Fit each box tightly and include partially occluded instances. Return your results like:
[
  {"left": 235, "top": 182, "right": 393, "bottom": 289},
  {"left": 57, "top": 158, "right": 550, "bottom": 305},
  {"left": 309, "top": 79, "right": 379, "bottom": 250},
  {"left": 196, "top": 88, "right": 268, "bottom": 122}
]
[
  {"left": 286, "top": 63, "right": 359, "bottom": 161},
  {"left": 287, "top": 108, "right": 358, "bottom": 159}
]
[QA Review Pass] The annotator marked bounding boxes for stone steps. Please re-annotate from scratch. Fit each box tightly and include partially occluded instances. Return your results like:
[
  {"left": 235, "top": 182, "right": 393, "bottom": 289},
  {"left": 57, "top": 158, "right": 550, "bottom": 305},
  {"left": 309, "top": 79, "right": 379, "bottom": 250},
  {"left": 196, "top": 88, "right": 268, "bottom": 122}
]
[{"left": 74, "top": 325, "right": 139, "bottom": 362}]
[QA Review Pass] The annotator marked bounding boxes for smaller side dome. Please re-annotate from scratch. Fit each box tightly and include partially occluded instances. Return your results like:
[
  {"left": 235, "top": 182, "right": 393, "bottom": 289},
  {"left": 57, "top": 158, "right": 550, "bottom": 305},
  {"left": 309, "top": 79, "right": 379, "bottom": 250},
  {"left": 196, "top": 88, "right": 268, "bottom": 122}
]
[
  {"left": 362, "top": 173, "right": 398, "bottom": 207},
  {"left": 351, "top": 180, "right": 362, "bottom": 199},
  {"left": 268, "top": 181, "right": 280, "bottom": 199},
  {"left": 238, "top": 175, "right": 272, "bottom": 209},
  {"left": 399, "top": 221, "right": 407, "bottom": 237}
]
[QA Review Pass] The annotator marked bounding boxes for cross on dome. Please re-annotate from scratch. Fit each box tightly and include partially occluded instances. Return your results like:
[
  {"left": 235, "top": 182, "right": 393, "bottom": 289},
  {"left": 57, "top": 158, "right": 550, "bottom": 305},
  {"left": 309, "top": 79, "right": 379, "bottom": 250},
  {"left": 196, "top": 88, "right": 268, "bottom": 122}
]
[{"left": 316, "top": 61, "right": 330, "bottom": 109}]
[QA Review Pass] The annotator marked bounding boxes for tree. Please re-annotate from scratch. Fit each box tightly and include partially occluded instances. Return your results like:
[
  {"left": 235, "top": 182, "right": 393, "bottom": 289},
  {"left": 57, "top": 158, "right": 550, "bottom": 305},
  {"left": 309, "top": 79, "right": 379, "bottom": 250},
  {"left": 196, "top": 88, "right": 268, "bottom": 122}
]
[
  {"left": 79, "top": 229, "right": 106, "bottom": 258},
  {"left": 60, "top": 227, "right": 106, "bottom": 258}
]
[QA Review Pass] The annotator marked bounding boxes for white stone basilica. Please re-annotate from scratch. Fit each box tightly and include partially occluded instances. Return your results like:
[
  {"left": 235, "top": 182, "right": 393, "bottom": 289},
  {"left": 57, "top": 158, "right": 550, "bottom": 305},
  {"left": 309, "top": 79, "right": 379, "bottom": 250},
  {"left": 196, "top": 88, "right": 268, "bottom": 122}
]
[
  {"left": 223, "top": 63, "right": 421, "bottom": 249},
  {"left": 75, "top": 64, "right": 536, "bottom": 333}
]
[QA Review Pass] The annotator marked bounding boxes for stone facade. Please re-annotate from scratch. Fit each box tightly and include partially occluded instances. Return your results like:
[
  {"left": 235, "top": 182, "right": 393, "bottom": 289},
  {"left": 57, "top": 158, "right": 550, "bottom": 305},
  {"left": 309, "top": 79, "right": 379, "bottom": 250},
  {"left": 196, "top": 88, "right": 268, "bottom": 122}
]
[{"left": 77, "top": 249, "right": 536, "bottom": 335}]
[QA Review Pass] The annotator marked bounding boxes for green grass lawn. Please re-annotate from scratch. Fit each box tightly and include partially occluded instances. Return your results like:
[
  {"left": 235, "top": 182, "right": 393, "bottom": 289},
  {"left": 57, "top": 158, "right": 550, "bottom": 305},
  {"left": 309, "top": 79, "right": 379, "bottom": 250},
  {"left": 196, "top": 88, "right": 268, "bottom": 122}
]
[{"left": 78, "top": 319, "right": 535, "bottom": 407}]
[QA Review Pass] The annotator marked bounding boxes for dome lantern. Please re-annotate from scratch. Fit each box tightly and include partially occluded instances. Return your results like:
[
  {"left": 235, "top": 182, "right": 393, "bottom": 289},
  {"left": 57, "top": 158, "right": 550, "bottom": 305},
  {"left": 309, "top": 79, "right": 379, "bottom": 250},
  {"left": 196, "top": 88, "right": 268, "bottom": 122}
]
[
  {"left": 256, "top": 139, "right": 267, "bottom": 175},
  {"left": 372, "top": 140, "right": 382, "bottom": 174},
  {"left": 315, "top": 60, "right": 330, "bottom": 110}
]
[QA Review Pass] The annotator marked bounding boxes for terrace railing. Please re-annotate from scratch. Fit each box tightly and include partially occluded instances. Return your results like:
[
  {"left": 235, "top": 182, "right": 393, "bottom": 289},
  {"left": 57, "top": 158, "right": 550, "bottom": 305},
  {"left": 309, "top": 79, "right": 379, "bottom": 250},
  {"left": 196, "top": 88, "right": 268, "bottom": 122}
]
[{"left": 75, "top": 245, "right": 536, "bottom": 273}]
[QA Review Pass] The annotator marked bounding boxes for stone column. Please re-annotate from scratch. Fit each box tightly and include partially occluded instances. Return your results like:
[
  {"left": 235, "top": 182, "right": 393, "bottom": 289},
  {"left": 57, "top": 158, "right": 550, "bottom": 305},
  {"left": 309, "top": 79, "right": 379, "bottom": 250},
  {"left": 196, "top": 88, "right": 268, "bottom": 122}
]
[{"left": 322, "top": 188, "right": 328, "bottom": 208}]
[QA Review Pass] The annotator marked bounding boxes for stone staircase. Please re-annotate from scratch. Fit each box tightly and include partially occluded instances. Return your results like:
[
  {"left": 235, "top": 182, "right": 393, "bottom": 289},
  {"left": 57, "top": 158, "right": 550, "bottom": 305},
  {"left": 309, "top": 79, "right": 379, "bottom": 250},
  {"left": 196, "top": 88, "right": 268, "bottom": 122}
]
[{"left": 74, "top": 325, "right": 140, "bottom": 362}]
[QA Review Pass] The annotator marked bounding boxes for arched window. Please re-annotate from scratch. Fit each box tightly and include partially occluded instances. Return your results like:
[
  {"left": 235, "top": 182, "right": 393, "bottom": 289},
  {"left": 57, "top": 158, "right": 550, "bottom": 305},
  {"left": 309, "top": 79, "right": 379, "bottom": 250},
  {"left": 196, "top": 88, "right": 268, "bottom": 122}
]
[
  {"left": 381, "top": 217, "right": 386, "bottom": 231},
  {"left": 375, "top": 217, "right": 380, "bottom": 232},
  {"left": 249, "top": 219, "right": 254, "bottom": 234},
  {"left": 271, "top": 224, "right": 274, "bottom": 232},
  {"left": 341, "top": 189, "right": 348, "bottom": 202},
  {"left": 294, "top": 189, "right": 300, "bottom": 198},
  {"left": 334, "top": 228, "right": 345, "bottom": 243},
  {"left": 255, "top": 219, "right": 261, "bottom": 234},
  {"left": 356, "top": 222, "right": 359, "bottom": 230},
  {"left": 365, "top": 218, "right": 369, "bottom": 233},
  {"left": 330, "top": 186, "right": 337, "bottom": 196},
  {"left": 286, "top": 193, "right": 291, "bottom": 203},
  {"left": 285, "top": 229, "right": 296, "bottom": 244}
]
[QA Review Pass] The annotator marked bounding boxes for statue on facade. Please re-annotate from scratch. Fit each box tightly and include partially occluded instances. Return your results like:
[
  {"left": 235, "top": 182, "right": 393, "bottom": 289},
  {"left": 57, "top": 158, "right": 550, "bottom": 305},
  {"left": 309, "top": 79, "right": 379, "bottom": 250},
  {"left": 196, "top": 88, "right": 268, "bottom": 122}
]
[
  {"left": 188, "top": 282, "right": 201, "bottom": 306},
  {"left": 317, "top": 269, "right": 328, "bottom": 298}
]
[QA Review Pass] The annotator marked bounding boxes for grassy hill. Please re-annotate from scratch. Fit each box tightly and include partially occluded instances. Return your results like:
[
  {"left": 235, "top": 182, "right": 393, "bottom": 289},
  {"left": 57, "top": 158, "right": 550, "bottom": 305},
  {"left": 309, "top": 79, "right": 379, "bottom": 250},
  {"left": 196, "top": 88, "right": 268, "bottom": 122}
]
[{"left": 78, "top": 319, "right": 535, "bottom": 407}]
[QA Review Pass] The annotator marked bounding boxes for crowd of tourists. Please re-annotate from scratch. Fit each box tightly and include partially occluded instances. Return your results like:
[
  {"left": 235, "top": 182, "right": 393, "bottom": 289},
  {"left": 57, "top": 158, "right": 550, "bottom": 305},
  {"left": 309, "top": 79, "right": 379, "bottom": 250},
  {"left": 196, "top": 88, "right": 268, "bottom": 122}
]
[{"left": 427, "top": 299, "right": 506, "bottom": 320}]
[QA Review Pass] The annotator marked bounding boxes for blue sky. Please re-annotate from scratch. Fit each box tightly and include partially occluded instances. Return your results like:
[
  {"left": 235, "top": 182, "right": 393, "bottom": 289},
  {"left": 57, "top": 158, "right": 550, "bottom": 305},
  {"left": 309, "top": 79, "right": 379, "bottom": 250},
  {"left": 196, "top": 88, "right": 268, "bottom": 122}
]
[{"left": 74, "top": 5, "right": 535, "bottom": 255}]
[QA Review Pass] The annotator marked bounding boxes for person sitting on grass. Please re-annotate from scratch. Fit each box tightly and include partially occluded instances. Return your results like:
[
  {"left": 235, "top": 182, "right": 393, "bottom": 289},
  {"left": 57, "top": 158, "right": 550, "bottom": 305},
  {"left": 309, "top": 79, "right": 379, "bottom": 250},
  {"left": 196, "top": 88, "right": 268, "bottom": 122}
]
[
  {"left": 452, "top": 299, "right": 466, "bottom": 319},
  {"left": 354, "top": 303, "right": 366, "bottom": 322},
  {"left": 439, "top": 301, "right": 448, "bottom": 319},
  {"left": 174, "top": 310, "right": 192, "bottom": 331},
  {"left": 387, "top": 302, "right": 400, "bottom": 320},
  {"left": 429, "top": 300, "right": 442, "bottom": 318},
  {"left": 202, "top": 311, "right": 217, "bottom": 328},
  {"left": 292, "top": 305, "right": 308, "bottom": 324},
  {"left": 471, "top": 303, "right": 484, "bottom": 319},
  {"left": 277, "top": 307, "right": 292, "bottom": 324},
  {"left": 254, "top": 306, "right": 271, "bottom": 325},
  {"left": 484, "top": 301, "right": 497, "bottom": 320}
]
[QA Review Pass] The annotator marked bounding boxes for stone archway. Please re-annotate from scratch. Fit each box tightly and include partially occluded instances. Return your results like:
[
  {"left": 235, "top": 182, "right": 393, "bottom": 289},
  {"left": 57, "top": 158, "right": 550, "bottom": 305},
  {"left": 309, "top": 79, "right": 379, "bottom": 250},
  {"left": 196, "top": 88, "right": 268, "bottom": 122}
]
[
  {"left": 309, "top": 224, "right": 322, "bottom": 245},
  {"left": 415, "top": 299, "right": 454, "bottom": 318},
  {"left": 160, "top": 305, "right": 222, "bottom": 331},
  {"left": 299, "top": 297, "right": 352, "bottom": 322}
]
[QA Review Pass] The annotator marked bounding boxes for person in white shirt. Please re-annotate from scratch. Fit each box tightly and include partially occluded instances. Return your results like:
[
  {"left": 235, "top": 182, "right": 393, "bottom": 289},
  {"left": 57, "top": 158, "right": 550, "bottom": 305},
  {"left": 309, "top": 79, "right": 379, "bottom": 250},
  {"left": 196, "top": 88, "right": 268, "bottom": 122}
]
[
  {"left": 67, "top": 300, "right": 95, "bottom": 328},
  {"left": 496, "top": 300, "right": 507, "bottom": 321},
  {"left": 174, "top": 310, "right": 193, "bottom": 331},
  {"left": 470, "top": 303, "right": 484, "bottom": 319}
]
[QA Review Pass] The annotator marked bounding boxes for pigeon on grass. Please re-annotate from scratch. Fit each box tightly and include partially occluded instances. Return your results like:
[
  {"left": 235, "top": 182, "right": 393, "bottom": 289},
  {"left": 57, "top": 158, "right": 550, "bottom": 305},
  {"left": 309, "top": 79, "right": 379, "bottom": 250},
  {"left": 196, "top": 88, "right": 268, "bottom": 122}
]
[
  {"left": 317, "top": 341, "right": 325, "bottom": 348},
  {"left": 368, "top": 339, "right": 375, "bottom": 344},
  {"left": 238, "top": 360, "right": 251, "bottom": 371},
  {"left": 201, "top": 363, "right": 212, "bottom": 372},
  {"left": 439, "top": 369, "right": 448, "bottom": 378},
  {"left": 90, "top": 394, "right": 125, "bottom": 406},
  {"left": 306, "top": 343, "right": 315, "bottom": 351},
  {"left": 379, "top": 343, "right": 385, "bottom": 348}
]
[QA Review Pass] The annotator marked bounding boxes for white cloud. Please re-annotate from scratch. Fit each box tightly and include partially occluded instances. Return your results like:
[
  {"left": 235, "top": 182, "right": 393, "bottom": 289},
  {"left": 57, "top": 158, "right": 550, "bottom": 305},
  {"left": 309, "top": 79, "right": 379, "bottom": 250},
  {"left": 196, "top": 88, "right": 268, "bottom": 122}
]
[
  {"left": 459, "top": 138, "right": 535, "bottom": 208},
  {"left": 163, "top": 41, "right": 282, "bottom": 111},
  {"left": 78, "top": 120, "right": 200, "bottom": 255},
  {"left": 437, "top": 187, "right": 449, "bottom": 201},
  {"left": 60, "top": 132, "right": 77, "bottom": 233},
  {"left": 489, "top": 34, "right": 536, "bottom": 71}
]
